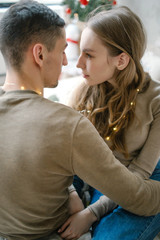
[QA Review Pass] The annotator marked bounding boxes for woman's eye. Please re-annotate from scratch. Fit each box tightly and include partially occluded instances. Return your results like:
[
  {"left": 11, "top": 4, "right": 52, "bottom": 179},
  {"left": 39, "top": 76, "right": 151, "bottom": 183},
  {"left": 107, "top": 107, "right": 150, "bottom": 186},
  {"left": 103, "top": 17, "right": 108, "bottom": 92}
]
[{"left": 86, "top": 53, "right": 92, "bottom": 58}]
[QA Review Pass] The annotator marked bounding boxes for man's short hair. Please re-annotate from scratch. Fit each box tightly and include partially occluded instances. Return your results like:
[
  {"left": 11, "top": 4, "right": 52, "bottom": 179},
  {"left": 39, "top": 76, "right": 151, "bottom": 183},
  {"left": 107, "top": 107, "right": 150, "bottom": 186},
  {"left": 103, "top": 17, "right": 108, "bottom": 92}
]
[{"left": 0, "top": 0, "right": 65, "bottom": 70}]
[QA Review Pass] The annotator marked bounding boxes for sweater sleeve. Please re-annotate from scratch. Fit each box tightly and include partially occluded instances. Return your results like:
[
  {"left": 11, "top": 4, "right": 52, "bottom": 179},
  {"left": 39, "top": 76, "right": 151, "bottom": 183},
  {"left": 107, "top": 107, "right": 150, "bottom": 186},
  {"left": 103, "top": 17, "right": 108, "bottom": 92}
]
[
  {"left": 88, "top": 196, "right": 117, "bottom": 220},
  {"left": 71, "top": 116, "right": 160, "bottom": 216},
  {"left": 68, "top": 184, "right": 76, "bottom": 193}
]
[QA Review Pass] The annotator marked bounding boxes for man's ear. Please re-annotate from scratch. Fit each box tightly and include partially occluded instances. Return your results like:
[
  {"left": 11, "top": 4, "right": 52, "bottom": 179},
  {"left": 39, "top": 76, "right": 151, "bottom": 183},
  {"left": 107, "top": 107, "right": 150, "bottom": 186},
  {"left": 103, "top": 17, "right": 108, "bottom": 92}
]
[
  {"left": 32, "top": 43, "right": 44, "bottom": 67},
  {"left": 116, "top": 52, "right": 130, "bottom": 70}
]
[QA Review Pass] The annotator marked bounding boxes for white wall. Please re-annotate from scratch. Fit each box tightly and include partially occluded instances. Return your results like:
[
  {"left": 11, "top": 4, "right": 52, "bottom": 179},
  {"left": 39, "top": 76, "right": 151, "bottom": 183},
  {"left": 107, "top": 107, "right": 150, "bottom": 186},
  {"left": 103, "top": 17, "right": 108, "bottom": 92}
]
[
  {"left": 0, "top": 8, "right": 7, "bottom": 77},
  {"left": 117, "top": 0, "right": 160, "bottom": 47},
  {"left": 117, "top": 0, "right": 160, "bottom": 81}
]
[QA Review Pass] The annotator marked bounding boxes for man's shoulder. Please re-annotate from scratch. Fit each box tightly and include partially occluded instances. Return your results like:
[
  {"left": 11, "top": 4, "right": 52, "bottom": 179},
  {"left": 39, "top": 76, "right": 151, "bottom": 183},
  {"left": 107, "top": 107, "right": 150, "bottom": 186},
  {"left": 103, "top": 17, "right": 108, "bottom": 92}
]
[
  {"left": 38, "top": 97, "right": 83, "bottom": 127},
  {"left": 42, "top": 97, "right": 81, "bottom": 116}
]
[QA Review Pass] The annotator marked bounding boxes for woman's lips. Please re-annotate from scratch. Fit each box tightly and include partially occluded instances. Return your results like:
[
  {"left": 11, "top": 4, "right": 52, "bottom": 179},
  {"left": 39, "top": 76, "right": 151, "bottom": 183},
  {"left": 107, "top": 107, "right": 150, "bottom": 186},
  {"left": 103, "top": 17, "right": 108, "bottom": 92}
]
[{"left": 83, "top": 73, "right": 89, "bottom": 78}]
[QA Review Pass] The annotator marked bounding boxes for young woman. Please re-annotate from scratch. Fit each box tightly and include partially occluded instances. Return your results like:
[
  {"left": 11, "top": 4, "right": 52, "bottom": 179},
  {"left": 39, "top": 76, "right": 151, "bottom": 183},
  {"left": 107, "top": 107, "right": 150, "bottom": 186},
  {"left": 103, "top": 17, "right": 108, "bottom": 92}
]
[{"left": 58, "top": 6, "right": 160, "bottom": 240}]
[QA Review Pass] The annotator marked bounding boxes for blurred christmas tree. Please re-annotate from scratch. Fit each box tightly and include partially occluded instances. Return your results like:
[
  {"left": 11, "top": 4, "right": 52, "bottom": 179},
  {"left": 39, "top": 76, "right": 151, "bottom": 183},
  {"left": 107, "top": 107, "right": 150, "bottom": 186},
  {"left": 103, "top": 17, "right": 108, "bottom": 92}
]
[{"left": 62, "top": 0, "right": 117, "bottom": 22}]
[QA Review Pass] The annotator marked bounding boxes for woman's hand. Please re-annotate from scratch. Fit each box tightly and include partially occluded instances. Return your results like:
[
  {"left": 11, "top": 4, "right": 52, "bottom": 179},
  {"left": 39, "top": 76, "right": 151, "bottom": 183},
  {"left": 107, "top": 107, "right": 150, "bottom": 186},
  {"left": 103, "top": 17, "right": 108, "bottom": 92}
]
[{"left": 58, "top": 208, "right": 97, "bottom": 239}]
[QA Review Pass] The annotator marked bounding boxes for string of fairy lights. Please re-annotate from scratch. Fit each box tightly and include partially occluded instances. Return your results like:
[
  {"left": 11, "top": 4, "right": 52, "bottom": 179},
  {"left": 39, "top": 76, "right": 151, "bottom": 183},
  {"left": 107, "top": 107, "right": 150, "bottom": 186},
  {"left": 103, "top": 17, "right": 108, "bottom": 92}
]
[{"left": 79, "top": 87, "right": 140, "bottom": 141}]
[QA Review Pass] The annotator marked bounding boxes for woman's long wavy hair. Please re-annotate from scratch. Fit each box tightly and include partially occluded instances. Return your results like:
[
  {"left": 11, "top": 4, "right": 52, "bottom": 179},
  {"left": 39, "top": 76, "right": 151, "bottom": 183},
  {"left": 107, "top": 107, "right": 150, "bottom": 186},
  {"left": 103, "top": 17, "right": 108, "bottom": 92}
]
[{"left": 71, "top": 6, "right": 149, "bottom": 158}]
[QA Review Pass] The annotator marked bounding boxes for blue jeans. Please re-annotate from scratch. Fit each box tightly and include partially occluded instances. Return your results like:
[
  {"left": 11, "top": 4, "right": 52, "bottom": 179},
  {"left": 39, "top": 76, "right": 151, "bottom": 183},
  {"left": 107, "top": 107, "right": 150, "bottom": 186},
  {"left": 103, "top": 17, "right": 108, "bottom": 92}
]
[
  {"left": 91, "top": 160, "right": 160, "bottom": 240},
  {"left": 0, "top": 232, "right": 91, "bottom": 240}
]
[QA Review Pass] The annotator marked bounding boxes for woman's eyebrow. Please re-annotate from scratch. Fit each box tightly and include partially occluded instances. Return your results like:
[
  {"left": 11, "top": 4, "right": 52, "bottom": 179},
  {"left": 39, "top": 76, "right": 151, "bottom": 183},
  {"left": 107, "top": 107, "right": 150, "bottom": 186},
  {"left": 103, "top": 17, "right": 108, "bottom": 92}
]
[{"left": 82, "top": 48, "right": 96, "bottom": 52}]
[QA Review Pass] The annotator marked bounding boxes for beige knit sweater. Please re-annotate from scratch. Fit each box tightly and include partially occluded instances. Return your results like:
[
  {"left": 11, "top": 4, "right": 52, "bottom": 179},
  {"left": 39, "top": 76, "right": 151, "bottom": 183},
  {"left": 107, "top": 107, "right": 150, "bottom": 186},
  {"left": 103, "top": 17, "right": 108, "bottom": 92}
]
[
  {"left": 88, "top": 78, "right": 160, "bottom": 220},
  {"left": 0, "top": 87, "right": 160, "bottom": 239}
]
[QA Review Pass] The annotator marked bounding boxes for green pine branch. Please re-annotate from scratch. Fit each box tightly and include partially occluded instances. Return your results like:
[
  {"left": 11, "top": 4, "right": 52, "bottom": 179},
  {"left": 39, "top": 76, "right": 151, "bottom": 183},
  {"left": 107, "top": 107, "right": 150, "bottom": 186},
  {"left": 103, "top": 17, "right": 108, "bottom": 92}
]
[{"left": 62, "top": 0, "right": 113, "bottom": 22}]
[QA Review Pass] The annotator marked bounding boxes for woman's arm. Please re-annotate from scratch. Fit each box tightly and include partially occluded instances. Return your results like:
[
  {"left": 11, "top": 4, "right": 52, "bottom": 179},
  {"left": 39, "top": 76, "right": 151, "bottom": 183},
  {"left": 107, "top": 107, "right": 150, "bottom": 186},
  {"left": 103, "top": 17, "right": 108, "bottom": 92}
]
[
  {"left": 72, "top": 116, "right": 160, "bottom": 216},
  {"left": 127, "top": 87, "right": 160, "bottom": 179}
]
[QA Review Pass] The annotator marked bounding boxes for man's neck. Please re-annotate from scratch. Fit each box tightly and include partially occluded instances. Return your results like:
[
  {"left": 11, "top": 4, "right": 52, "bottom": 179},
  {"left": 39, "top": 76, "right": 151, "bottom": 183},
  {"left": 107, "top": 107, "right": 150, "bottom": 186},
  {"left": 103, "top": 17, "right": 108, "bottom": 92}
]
[
  {"left": 2, "top": 69, "right": 43, "bottom": 96},
  {"left": 2, "top": 81, "right": 43, "bottom": 96}
]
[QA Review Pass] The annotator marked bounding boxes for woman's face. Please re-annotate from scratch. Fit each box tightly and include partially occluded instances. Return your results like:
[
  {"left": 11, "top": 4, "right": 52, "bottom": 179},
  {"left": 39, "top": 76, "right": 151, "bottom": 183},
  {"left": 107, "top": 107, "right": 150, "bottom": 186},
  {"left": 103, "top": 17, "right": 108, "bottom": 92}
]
[{"left": 77, "top": 27, "right": 118, "bottom": 86}]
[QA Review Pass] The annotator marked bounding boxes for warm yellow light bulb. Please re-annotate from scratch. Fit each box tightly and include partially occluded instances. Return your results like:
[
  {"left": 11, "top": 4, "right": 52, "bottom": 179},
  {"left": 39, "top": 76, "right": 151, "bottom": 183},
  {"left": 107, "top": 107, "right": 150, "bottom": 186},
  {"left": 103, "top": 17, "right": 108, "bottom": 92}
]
[
  {"left": 21, "top": 86, "right": 25, "bottom": 90},
  {"left": 106, "top": 136, "right": 110, "bottom": 141},
  {"left": 74, "top": 13, "right": 78, "bottom": 18},
  {"left": 36, "top": 89, "right": 42, "bottom": 95}
]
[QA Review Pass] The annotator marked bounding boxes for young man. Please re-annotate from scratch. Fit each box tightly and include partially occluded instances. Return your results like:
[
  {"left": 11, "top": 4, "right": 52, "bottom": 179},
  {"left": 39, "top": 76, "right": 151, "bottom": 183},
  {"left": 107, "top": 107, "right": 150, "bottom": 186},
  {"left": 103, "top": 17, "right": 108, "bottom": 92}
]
[{"left": 0, "top": 1, "right": 160, "bottom": 240}]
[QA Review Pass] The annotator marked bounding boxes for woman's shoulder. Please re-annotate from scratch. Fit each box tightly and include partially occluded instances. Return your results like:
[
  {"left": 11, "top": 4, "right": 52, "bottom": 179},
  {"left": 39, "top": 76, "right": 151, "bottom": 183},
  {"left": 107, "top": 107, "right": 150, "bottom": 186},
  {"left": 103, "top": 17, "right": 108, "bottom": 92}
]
[
  {"left": 149, "top": 77, "right": 160, "bottom": 90},
  {"left": 140, "top": 75, "right": 160, "bottom": 99},
  {"left": 137, "top": 76, "right": 160, "bottom": 115}
]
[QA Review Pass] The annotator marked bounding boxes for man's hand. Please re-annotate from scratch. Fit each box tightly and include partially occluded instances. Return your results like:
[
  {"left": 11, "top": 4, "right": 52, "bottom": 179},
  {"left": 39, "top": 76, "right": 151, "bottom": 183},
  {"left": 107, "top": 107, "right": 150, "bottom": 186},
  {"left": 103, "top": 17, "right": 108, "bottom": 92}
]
[
  {"left": 58, "top": 208, "right": 97, "bottom": 239},
  {"left": 68, "top": 191, "right": 84, "bottom": 215}
]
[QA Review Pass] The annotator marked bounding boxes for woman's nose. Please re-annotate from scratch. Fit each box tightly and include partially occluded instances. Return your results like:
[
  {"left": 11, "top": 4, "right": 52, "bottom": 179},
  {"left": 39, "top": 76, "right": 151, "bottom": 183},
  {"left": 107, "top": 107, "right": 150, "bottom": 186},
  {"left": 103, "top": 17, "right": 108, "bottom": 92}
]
[{"left": 76, "top": 55, "right": 85, "bottom": 69}]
